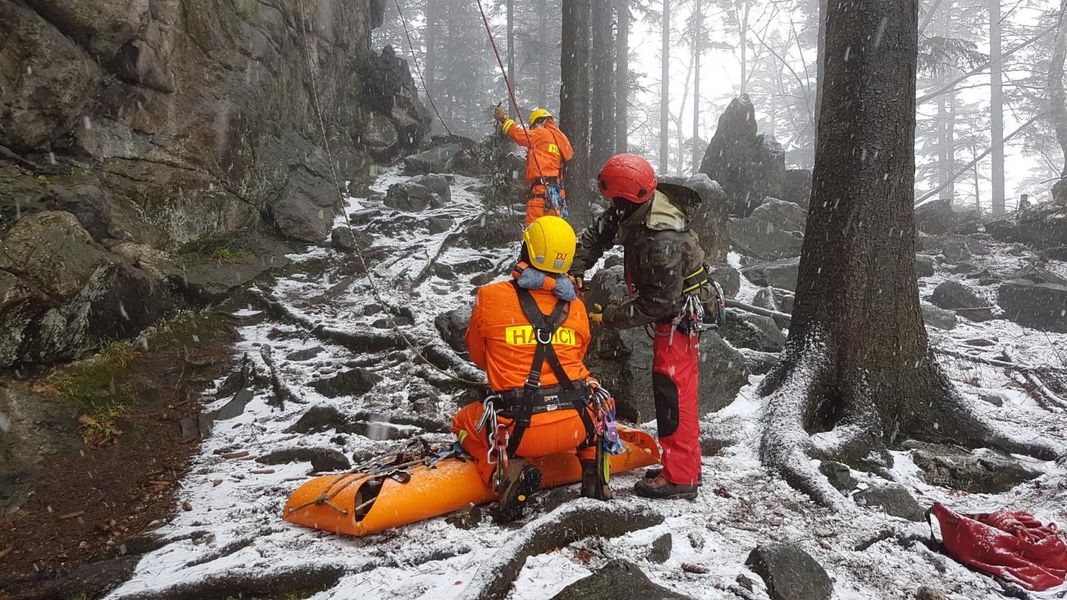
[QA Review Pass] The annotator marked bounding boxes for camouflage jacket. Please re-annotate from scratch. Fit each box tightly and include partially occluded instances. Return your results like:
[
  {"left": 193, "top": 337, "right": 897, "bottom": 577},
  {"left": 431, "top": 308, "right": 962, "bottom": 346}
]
[{"left": 570, "top": 186, "right": 708, "bottom": 330}]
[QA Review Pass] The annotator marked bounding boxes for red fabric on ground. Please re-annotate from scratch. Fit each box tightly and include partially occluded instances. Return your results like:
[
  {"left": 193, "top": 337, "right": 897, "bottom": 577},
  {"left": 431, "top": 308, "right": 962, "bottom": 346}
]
[{"left": 931, "top": 502, "right": 1067, "bottom": 591}]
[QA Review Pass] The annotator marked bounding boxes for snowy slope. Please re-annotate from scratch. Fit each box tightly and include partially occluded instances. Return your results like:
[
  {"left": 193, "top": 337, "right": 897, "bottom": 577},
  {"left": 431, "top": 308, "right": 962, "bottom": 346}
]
[{"left": 109, "top": 169, "right": 1067, "bottom": 600}]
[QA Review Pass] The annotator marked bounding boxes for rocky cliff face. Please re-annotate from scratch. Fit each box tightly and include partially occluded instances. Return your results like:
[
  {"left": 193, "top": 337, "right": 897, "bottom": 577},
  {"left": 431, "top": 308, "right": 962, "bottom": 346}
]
[{"left": 0, "top": 0, "right": 429, "bottom": 367}]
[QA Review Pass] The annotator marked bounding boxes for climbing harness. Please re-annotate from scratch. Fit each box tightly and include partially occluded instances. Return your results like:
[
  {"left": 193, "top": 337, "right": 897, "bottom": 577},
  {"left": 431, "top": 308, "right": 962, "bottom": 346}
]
[{"left": 476, "top": 282, "right": 617, "bottom": 490}]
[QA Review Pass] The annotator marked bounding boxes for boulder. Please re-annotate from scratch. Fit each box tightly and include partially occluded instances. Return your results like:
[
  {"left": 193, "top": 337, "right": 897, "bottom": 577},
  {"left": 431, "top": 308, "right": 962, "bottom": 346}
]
[
  {"left": 738, "top": 348, "right": 779, "bottom": 375},
  {"left": 0, "top": 211, "right": 108, "bottom": 299},
  {"left": 270, "top": 167, "right": 337, "bottom": 243},
  {"left": 710, "top": 264, "right": 741, "bottom": 299},
  {"left": 920, "top": 301, "right": 957, "bottom": 330},
  {"left": 257, "top": 447, "right": 351, "bottom": 472},
  {"left": 853, "top": 484, "right": 925, "bottom": 521},
  {"left": 906, "top": 442, "right": 1041, "bottom": 494},
  {"left": 753, "top": 286, "right": 795, "bottom": 314},
  {"left": 384, "top": 179, "right": 448, "bottom": 212},
  {"left": 782, "top": 169, "right": 812, "bottom": 209},
  {"left": 649, "top": 533, "right": 673, "bottom": 564},
  {"left": 997, "top": 270, "right": 1067, "bottom": 332},
  {"left": 914, "top": 255, "right": 935, "bottom": 278},
  {"left": 417, "top": 173, "right": 453, "bottom": 204},
  {"left": 750, "top": 198, "right": 807, "bottom": 232},
  {"left": 310, "top": 368, "right": 382, "bottom": 398},
  {"left": 745, "top": 543, "right": 833, "bottom": 600},
  {"left": 330, "top": 226, "right": 374, "bottom": 253},
  {"left": 109, "top": 242, "right": 181, "bottom": 281},
  {"left": 358, "top": 111, "right": 399, "bottom": 157},
  {"left": 1016, "top": 202, "right": 1067, "bottom": 251},
  {"left": 741, "top": 258, "right": 799, "bottom": 292},
  {"left": 928, "top": 280, "right": 986, "bottom": 311},
  {"left": 699, "top": 96, "right": 785, "bottom": 217},
  {"left": 464, "top": 209, "right": 521, "bottom": 249},
  {"left": 551, "top": 559, "right": 690, "bottom": 600},
  {"left": 0, "top": 3, "right": 103, "bottom": 151},
  {"left": 818, "top": 461, "right": 857, "bottom": 492},
  {"left": 727, "top": 216, "right": 804, "bottom": 261},
  {"left": 719, "top": 309, "right": 786, "bottom": 352},
  {"left": 403, "top": 144, "right": 462, "bottom": 175},
  {"left": 434, "top": 306, "right": 472, "bottom": 356}
]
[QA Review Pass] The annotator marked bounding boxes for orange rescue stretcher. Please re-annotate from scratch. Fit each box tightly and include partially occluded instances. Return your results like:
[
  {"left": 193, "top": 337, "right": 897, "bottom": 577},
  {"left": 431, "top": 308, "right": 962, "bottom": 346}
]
[{"left": 283, "top": 425, "right": 660, "bottom": 537}]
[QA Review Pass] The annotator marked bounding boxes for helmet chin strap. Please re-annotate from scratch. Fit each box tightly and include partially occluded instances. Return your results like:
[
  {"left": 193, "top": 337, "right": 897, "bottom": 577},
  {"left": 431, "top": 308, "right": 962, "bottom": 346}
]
[{"left": 613, "top": 198, "right": 643, "bottom": 220}]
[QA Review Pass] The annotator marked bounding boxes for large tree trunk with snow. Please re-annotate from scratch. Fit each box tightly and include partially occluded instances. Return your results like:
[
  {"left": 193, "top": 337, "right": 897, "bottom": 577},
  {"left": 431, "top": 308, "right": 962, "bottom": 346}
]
[
  {"left": 692, "top": 0, "right": 702, "bottom": 175},
  {"left": 990, "top": 0, "right": 1006, "bottom": 213},
  {"left": 756, "top": 0, "right": 1059, "bottom": 508},
  {"left": 561, "top": 0, "right": 593, "bottom": 226}
]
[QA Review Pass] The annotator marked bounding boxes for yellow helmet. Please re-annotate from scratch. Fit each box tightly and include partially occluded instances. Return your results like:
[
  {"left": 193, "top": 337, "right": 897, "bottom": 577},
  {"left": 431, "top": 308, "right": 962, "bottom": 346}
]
[
  {"left": 523, "top": 216, "right": 576, "bottom": 274},
  {"left": 528, "top": 108, "right": 554, "bottom": 127}
]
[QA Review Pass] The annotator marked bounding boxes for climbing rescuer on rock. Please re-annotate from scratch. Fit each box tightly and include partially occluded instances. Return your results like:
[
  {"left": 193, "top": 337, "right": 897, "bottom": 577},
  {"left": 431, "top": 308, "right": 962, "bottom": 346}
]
[
  {"left": 494, "top": 106, "right": 574, "bottom": 227},
  {"left": 451, "top": 215, "right": 622, "bottom": 523},
  {"left": 569, "top": 154, "right": 725, "bottom": 501}
]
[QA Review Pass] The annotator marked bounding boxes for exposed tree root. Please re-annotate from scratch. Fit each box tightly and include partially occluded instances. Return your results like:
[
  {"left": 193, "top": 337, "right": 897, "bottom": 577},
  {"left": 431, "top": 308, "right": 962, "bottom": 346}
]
[
  {"left": 757, "top": 339, "right": 853, "bottom": 511},
  {"left": 253, "top": 290, "right": 485, "bottom": 388},
  {"left": 757, "top": 334, "right": 1065, "bottom": 508},
  {"left": 260, "top": 345, "right": 306, "bottom": 407},
  {"left": 458, "top": 500, "right": 664, "bottom": 600},
  {"left": 110, "top": 562, "right": 354, "bottom": 600}
]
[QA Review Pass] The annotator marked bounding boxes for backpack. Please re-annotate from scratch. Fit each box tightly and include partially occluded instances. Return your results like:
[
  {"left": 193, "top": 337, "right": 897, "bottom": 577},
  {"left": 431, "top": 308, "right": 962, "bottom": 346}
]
[{"left": 929, "top": 502, "right": 1067, "bottom": 591}]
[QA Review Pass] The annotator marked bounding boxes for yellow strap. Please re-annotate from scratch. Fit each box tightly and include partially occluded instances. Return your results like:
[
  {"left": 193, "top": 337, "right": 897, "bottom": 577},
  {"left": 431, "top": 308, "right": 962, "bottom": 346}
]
[{"left": 683, "top": 266, "right": 706, "bottom": 279}]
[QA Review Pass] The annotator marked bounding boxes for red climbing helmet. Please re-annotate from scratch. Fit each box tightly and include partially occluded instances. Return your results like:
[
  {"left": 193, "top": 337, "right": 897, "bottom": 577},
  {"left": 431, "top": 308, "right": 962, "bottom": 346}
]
[{"left": 597, "top": 154, "right": 658, "bottom": 204}]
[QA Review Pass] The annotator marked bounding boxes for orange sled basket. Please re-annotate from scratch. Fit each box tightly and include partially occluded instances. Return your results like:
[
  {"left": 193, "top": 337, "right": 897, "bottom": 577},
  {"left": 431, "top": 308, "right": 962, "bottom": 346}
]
[{"left": 283, "top": 425, "right": 660, "bottom": 537}]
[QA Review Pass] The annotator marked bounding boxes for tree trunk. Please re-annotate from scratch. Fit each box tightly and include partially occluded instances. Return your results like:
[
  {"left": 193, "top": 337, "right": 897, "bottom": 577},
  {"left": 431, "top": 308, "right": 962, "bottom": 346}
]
[
  {"left": 1050, "top": 0, "right": 1067, "bottom": 196},
  {"left": 814, "top": 0, "right": 827, "bottom": 126},
  {"left": 538, "top": 0, "right": 549, "bottom": 106},
  {"left": 590, "top": 0, "right": 615, "bottom": 169},
  {"left": 507, "top": 0, "right": 515, "bottom": 88},
  {"left": 990, "top": 0, "right": 1006, "bottom": 214},
  {"left": 936, "top": 2, "right": 956, "bottom": 205},
  {"left": 739, "top": 2, "right": 750, "bottom": 95},
  {"left": 425, "top": 0, "right": 438, "bottom": 100},
  {"left": 561, "top": 0, "right": 592, "bottom": 226},
  {"left": 756, "top": 0, "right": 1058, "bottom": 508},
  {"left": 615, "top": 0, "right": 630, "bottom": 153},
  {"left": 692, "top": 0, "right": 702, "bottom": 175},
  {"left": 659, "top": 0, "right": 670, "bottom": 172}
]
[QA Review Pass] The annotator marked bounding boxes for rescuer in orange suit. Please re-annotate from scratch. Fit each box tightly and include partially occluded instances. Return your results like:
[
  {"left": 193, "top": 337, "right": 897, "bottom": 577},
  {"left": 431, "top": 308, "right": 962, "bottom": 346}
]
[
  {"left": 494, "top": 106, "right": 574, "bottom": 227},
  {"left": 451, "top": 216, "right": 614, "bottom": 523}
]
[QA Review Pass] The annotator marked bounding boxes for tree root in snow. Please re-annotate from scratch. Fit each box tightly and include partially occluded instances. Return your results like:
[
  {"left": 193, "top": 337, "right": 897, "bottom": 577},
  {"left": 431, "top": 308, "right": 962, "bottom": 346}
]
[
  {"left": 458, "top": 500, "right": 664, "bottom": 600},
  {"left": 260, "top": 345, "right": 306, "bottom": 407},
  {"left": 253, "top": 290, "right": 485, "bottom": 388},
  {"left": 757, "top": 337, "right": 1065, "bottom": 508},
  {"left": 110, "top": 563, "right": 354, "bottom": 600}
]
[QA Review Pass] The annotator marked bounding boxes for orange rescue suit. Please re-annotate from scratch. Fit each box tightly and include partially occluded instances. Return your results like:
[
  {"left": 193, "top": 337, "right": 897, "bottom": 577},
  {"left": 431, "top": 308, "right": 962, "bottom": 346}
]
[
  {"left": 501, "top": 118, "right": 575, "bottom": 226},
  {"left": 451, "top": 276, "right": 596, "bottom": 483}
]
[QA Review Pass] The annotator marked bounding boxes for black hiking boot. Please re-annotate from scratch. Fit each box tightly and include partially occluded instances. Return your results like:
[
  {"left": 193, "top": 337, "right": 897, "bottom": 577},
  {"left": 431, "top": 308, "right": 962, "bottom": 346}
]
[
  {"left": 634, "top": 475, "right": 699, "bottom": 500},
  {"left": 643, "top": 467, "right": 703, "bottom": 486},
  {"left": 580, "top": 459, "right": 612, "bottom": 501},
  {"left": 490, "top": 460, "right": 542, "bottom": 523}
]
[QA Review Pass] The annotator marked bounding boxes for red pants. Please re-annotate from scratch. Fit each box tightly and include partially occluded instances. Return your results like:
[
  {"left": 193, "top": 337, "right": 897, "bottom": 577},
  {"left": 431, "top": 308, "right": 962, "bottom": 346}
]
[
  {"left": 451, "top": 401, "right": 596, "bottom": 485},
  {"left": 652, "top": 322, "right": 701, "bottom": 486}
]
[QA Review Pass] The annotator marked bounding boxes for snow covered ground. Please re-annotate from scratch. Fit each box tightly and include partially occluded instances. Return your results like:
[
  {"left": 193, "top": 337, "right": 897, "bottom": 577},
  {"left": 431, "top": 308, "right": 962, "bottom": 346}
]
[{"left": 108, "top": 169, "right": 1067, "bottom": 600}]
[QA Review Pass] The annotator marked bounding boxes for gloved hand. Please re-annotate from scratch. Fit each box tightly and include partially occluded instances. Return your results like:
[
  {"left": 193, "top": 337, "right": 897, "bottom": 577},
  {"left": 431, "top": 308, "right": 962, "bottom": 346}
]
[
  {"left": 494, "top": 106, "right": 507, "bottom": 123},
  {"left": 574, "top": 275, "right": 584, "bottom": 292},
  {"left": 589, "top": 303, "right": 604, "bottom": 327}
]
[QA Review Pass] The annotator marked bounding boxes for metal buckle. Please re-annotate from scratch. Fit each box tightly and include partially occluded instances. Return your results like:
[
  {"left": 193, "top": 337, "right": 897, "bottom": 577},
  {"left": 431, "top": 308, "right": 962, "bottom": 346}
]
[{"left": 536, "top": 328, "right": 554, "bottom": 344}]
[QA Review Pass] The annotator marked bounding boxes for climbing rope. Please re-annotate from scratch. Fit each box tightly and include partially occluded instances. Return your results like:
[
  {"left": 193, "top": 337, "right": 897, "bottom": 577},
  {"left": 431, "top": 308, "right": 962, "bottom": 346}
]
[
  {"left": 290, "top": 1, "right": 485, "bottom": 388},
  {"left": 474, "top": 0, "right": 548, "bottom": 180}
]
